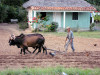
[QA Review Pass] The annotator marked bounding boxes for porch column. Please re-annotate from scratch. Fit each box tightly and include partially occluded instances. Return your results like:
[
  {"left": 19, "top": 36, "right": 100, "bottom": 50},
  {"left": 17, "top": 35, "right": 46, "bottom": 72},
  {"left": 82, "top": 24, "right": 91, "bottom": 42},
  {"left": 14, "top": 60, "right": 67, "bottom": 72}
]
[
  {"left": 63, "top": 11, "right": 66, "bottom": 28},
  {"left": 34, "top": 11, "right": 36, "bottom": 29},
  {"left": 92, "top": 11, "right": 94, "bottom": 23},
  {"left": 92, "top": 17, "right": 94, "bottom": 23},
  {"left": 27, "top": 9, "right": 33, "bottom": 31}
]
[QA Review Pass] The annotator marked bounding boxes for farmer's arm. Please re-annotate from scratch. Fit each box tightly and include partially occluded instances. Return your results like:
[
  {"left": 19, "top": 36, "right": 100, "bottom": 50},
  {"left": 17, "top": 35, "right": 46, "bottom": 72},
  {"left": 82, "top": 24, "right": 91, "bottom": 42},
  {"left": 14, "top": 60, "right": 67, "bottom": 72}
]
[
  {"left": 70, "top": 32, "right": 74, "bottom": 43},
  {"left": 65, "top": 33, "right": 69, "bottom": 44},
  {"left": 65, "top": 37, "right": 67, "bottom": 44}
]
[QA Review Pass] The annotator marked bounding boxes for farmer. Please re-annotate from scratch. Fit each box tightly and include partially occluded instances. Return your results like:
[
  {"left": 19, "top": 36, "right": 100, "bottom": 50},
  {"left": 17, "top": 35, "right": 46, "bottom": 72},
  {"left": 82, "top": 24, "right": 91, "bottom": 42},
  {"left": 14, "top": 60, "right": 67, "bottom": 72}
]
[{"left": 65, "top": 27, "right": 75, "bottom": 52}]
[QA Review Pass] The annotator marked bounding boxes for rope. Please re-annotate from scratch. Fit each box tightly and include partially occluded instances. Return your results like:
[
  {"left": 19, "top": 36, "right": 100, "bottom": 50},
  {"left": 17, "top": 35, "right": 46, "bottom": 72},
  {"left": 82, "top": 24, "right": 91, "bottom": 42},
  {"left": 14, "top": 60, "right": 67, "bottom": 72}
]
[{"left": 47, "top": 48, "right": 64, "bottom": 53}]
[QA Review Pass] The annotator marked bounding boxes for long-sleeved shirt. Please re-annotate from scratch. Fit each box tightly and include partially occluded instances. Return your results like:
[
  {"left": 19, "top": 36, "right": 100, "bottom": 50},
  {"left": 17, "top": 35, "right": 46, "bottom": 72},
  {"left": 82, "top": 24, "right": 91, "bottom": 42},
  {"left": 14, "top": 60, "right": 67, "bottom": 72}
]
[{"left": 66, "top": 31, "right": 74, "bottom": 40}]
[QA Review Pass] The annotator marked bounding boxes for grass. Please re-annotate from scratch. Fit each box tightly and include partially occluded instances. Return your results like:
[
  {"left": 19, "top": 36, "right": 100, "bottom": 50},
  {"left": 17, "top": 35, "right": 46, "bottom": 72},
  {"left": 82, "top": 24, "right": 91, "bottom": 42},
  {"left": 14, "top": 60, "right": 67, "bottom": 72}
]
[
  {"left": 18, "top": 22, "right": 28, "bottom": 30},
  {"left": 74, "top": 31, "right": 100, "bottom": 38},
  {"left": 95, "top": 23, "right": 100, "bottom": 27},
  {"left": 0, "top": 67, "right": 100, "bottom": 75},
  {"left": 38, "top": 31, "right": 100, "bottom": 38}
]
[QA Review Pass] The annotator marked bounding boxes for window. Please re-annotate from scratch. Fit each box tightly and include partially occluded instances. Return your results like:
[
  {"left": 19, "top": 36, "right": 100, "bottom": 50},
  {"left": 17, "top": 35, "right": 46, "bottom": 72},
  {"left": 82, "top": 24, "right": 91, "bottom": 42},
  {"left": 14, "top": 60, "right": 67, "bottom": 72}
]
[
  {"left": 72, "top": 12, "right": 78, "bottom": 20},
  {"left": 40, "top": 12, "right": 46, "bottom": 19}
]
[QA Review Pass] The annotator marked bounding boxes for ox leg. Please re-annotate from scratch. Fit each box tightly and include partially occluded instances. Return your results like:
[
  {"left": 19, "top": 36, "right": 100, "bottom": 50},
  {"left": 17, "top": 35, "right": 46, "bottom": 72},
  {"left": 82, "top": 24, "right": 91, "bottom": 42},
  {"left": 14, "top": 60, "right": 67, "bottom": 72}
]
[
  {"left": 38, "top": 46, "right": 41, "bottom": 53},
  {"left": 20, "top": 49, "right": 23, "bottom": 54},
  {"left": 43, "top": 47, "right": 45, "bottom": 53},
  {"left": 23, "top": 47, "right": 27, "bottom": 55},
  {"left": 36, "top": 47, "right": 41, "bottom": 55},
  {"left": 26, "top": 47, "right": 31, "bottom": 54},
  {"left": 23, "top": 48, "right": 26, "bottom": 55},
  {"left": 32, "top": 47, "right": 38, "bottom": 54},
  {"left": 42, "top": 46, "right": 47, "bottom": 55}
]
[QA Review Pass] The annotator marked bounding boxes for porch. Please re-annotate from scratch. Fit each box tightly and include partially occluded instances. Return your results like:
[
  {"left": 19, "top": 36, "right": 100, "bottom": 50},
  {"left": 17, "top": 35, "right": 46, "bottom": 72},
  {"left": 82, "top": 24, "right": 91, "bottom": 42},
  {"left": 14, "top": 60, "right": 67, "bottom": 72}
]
[{"left": 28, "top": 10, "right": 94, "bottom": 30}]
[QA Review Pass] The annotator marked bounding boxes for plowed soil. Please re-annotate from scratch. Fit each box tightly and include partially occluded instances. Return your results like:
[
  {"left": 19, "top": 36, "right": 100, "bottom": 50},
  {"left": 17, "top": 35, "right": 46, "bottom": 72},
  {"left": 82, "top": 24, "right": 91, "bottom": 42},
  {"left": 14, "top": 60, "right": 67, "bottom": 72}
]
[{"left": 0, "top": 23, "right": 100, "bottom": 70}]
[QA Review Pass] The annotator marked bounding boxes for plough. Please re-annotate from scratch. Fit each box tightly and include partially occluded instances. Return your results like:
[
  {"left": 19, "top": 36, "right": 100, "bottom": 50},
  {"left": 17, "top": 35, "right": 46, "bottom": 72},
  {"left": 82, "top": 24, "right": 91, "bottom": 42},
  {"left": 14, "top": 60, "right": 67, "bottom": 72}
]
[{"left": 47, "top": 48, "right": 65, "bottom": 54}]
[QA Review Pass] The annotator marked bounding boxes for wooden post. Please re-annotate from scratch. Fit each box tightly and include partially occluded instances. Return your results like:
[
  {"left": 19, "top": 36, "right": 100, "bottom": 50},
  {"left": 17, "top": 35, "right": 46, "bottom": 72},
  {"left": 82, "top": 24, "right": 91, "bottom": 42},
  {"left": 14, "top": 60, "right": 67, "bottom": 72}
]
[
  {"left": 92, "top": 11, "right": 94, "bottom": 23},
  {"left": 25, "top": 8, "right": 33, "bottom": 32},
  {"left": 63, "top": 11, "right": 66, "bottom": 28},
  {"left": 34, "top": 11, "right": 36, "bottom": 29}
]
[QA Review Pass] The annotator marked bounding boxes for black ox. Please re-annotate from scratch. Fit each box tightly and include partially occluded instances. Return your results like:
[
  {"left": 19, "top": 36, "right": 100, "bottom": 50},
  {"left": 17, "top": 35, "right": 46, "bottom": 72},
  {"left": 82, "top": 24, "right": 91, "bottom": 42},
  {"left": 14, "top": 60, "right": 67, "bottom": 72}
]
[{"left": 9, "top": 33, "right": 47, "bottom": 55}]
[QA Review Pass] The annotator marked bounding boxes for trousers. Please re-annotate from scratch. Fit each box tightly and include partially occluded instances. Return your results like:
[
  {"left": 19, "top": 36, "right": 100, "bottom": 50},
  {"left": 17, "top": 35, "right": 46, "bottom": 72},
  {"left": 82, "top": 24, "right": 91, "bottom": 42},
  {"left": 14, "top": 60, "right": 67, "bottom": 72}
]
[{"left": 65, "top": 39, "right": 75, "bottom": 52}]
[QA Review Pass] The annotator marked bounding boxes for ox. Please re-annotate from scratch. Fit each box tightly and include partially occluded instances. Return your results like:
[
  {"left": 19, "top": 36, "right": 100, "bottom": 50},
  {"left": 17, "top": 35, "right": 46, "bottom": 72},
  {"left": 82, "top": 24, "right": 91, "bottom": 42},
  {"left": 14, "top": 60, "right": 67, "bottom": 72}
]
[{"left": 9, "top": 33, "right": 47, "bottom": 55}]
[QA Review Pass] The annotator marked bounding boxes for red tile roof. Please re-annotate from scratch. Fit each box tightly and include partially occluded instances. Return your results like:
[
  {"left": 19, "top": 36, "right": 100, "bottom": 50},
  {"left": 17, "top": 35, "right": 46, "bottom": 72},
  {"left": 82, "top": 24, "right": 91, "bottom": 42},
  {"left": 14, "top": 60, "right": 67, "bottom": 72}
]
[{"left": 31, "top": 6, "right": 96, "bottom": 11}]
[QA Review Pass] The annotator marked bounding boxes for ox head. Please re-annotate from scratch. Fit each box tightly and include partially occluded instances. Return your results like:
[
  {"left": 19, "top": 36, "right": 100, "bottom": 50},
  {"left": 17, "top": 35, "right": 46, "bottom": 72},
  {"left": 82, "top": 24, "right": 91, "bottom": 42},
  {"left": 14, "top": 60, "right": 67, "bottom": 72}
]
[{"left": 9, "top": 34, "right": 16, "bottom": 46}]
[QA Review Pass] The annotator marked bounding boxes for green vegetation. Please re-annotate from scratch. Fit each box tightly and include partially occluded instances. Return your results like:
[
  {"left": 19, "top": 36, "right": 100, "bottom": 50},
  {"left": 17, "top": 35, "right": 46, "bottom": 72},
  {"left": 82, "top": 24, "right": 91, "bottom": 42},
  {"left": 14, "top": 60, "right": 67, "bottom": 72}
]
[
  {"left": 85, "top": 0, "right": 100, "bottom": 11},
  {"left": 0, "top": 0, "right": 28, "bottom": 23},
  {"left": 90, "top": 23, "right": 95, "bottom": 31},
  {"left": 85, "top": 0, "right": 100, "bottom": 6},
  {"left": 45, "top": 22, "right": 58, "bottom": 32},
  {"left": 40, "top": 31, "right": 100, "bottom": 38},
  {"left": 94, "top": 14, "right": 100, "bottom": 22},
  {"left": 74, "top": 31, "right": 100, "bottom": 38},
  {"left": 0, "top": 67, "right": 100, "bottom": 75},
  {"left": 18, "top": 22, "right": 28, "bottom": 30},
  {"left": 95, "top": 6, "right": 100, "bottom": 11},
  {"left": 95, "top": 23, "right": 100, "bottom": 27}
]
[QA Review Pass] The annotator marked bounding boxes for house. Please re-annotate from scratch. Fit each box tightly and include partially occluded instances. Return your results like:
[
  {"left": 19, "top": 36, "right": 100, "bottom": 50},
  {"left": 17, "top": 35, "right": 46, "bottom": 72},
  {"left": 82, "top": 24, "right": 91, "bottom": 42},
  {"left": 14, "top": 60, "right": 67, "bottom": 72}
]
[{"left": 23, "top": 0, "right": 96, "bottom": 30}]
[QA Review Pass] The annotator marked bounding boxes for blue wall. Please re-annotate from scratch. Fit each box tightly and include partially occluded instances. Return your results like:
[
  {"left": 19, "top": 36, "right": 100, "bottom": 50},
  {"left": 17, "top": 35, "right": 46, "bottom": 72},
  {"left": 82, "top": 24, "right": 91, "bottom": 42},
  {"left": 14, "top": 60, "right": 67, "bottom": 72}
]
[
  {"left": 65, "top": 12, "right": 90, "bottom": 30},
  {"left": 46, "top": 12, "right": 53, "bottom": 25},
  {"left": 32, "top": 10, "right": 90, "bottom": 30},
  {"left": 32, "top": 11, "right": 53, "bottom": 27}
]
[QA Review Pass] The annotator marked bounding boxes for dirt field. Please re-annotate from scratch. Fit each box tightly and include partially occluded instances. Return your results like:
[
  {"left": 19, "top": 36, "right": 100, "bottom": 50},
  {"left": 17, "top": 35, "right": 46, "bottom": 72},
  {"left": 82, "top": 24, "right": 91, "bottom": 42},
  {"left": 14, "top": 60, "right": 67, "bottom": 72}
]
[{"left": 0, "top": 23, "right": 100, "bottom": 70}]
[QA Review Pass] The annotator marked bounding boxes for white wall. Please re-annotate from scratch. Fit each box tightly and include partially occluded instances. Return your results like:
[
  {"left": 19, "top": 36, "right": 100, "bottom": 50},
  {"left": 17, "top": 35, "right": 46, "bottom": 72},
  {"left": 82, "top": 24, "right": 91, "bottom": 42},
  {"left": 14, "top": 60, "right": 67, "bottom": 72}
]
[
  {"left": 27, "top": 9, "right": 33, "bottom": 25},
  {"left": 53, "top": 12, "right": 61, "bottom": 27}
]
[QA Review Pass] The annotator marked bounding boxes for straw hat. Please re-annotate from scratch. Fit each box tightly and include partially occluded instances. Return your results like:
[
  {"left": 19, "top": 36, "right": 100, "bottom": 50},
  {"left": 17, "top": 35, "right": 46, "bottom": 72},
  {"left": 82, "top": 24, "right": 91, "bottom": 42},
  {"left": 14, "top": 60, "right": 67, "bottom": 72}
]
[{"left": 66, "top": 26, "right": 70, "bottom": 29}]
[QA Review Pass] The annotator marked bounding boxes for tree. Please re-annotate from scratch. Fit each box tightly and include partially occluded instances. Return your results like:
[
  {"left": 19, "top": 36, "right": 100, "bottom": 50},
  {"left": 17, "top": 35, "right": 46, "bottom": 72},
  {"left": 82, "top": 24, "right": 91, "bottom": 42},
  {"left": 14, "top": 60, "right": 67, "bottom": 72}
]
[
  {"left": 85, "top": 0, "right": 100, "bottom": 6},
  {"left": 85, "top": 0, "right": 100, "bottom": 11},
  {"left": 0, "top": 4, "right": 8, "bottom": 22},
  {"left": 1, "top": 0, "right": 28, "bottom": 7},
  {"left": 0, "top": 0, "right": 28, "bottom": 23}
]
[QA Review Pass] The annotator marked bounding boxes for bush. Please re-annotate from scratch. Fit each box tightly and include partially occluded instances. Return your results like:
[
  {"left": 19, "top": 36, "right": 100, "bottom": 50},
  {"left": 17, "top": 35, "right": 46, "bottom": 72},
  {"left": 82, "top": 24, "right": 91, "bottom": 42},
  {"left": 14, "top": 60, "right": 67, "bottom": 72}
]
[
  {"left": 17, "top": 7, "right": 28, "bottom": 22},
  {"left": 51, "top": 22, "right": 58, "bottom": 31},
  {"left": 18, "top": 22, "right": 28, "bottom": 30},
  {"left": 90, "top": 23, "right": 95, "bottom": 31},
  {"left": 45, "top": 22, "right": 58, "bottom": 32},
  {"left": 94, "top": 14, "right": 100, "bottom": 23}
]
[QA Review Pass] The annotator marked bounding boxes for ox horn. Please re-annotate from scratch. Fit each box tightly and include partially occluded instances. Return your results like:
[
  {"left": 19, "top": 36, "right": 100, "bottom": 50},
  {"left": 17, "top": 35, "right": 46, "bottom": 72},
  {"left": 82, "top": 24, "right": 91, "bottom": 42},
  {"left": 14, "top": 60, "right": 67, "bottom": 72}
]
[{"left": 11, "top": 34, "right": 15, "bottom": 40}]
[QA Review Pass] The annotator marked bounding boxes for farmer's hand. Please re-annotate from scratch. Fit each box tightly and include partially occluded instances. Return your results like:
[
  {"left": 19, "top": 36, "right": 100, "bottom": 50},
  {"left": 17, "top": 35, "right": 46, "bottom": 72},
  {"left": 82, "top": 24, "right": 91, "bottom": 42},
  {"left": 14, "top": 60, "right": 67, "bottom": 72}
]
[
  {"left": 64, "top": 42, "right": 66, "bottom": 47},
  {"left": 65, "top": 37, "right": 67, "bottom": 47},
  {"left": 70, "top": 39, "right": 72, "bottom": 43}
]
